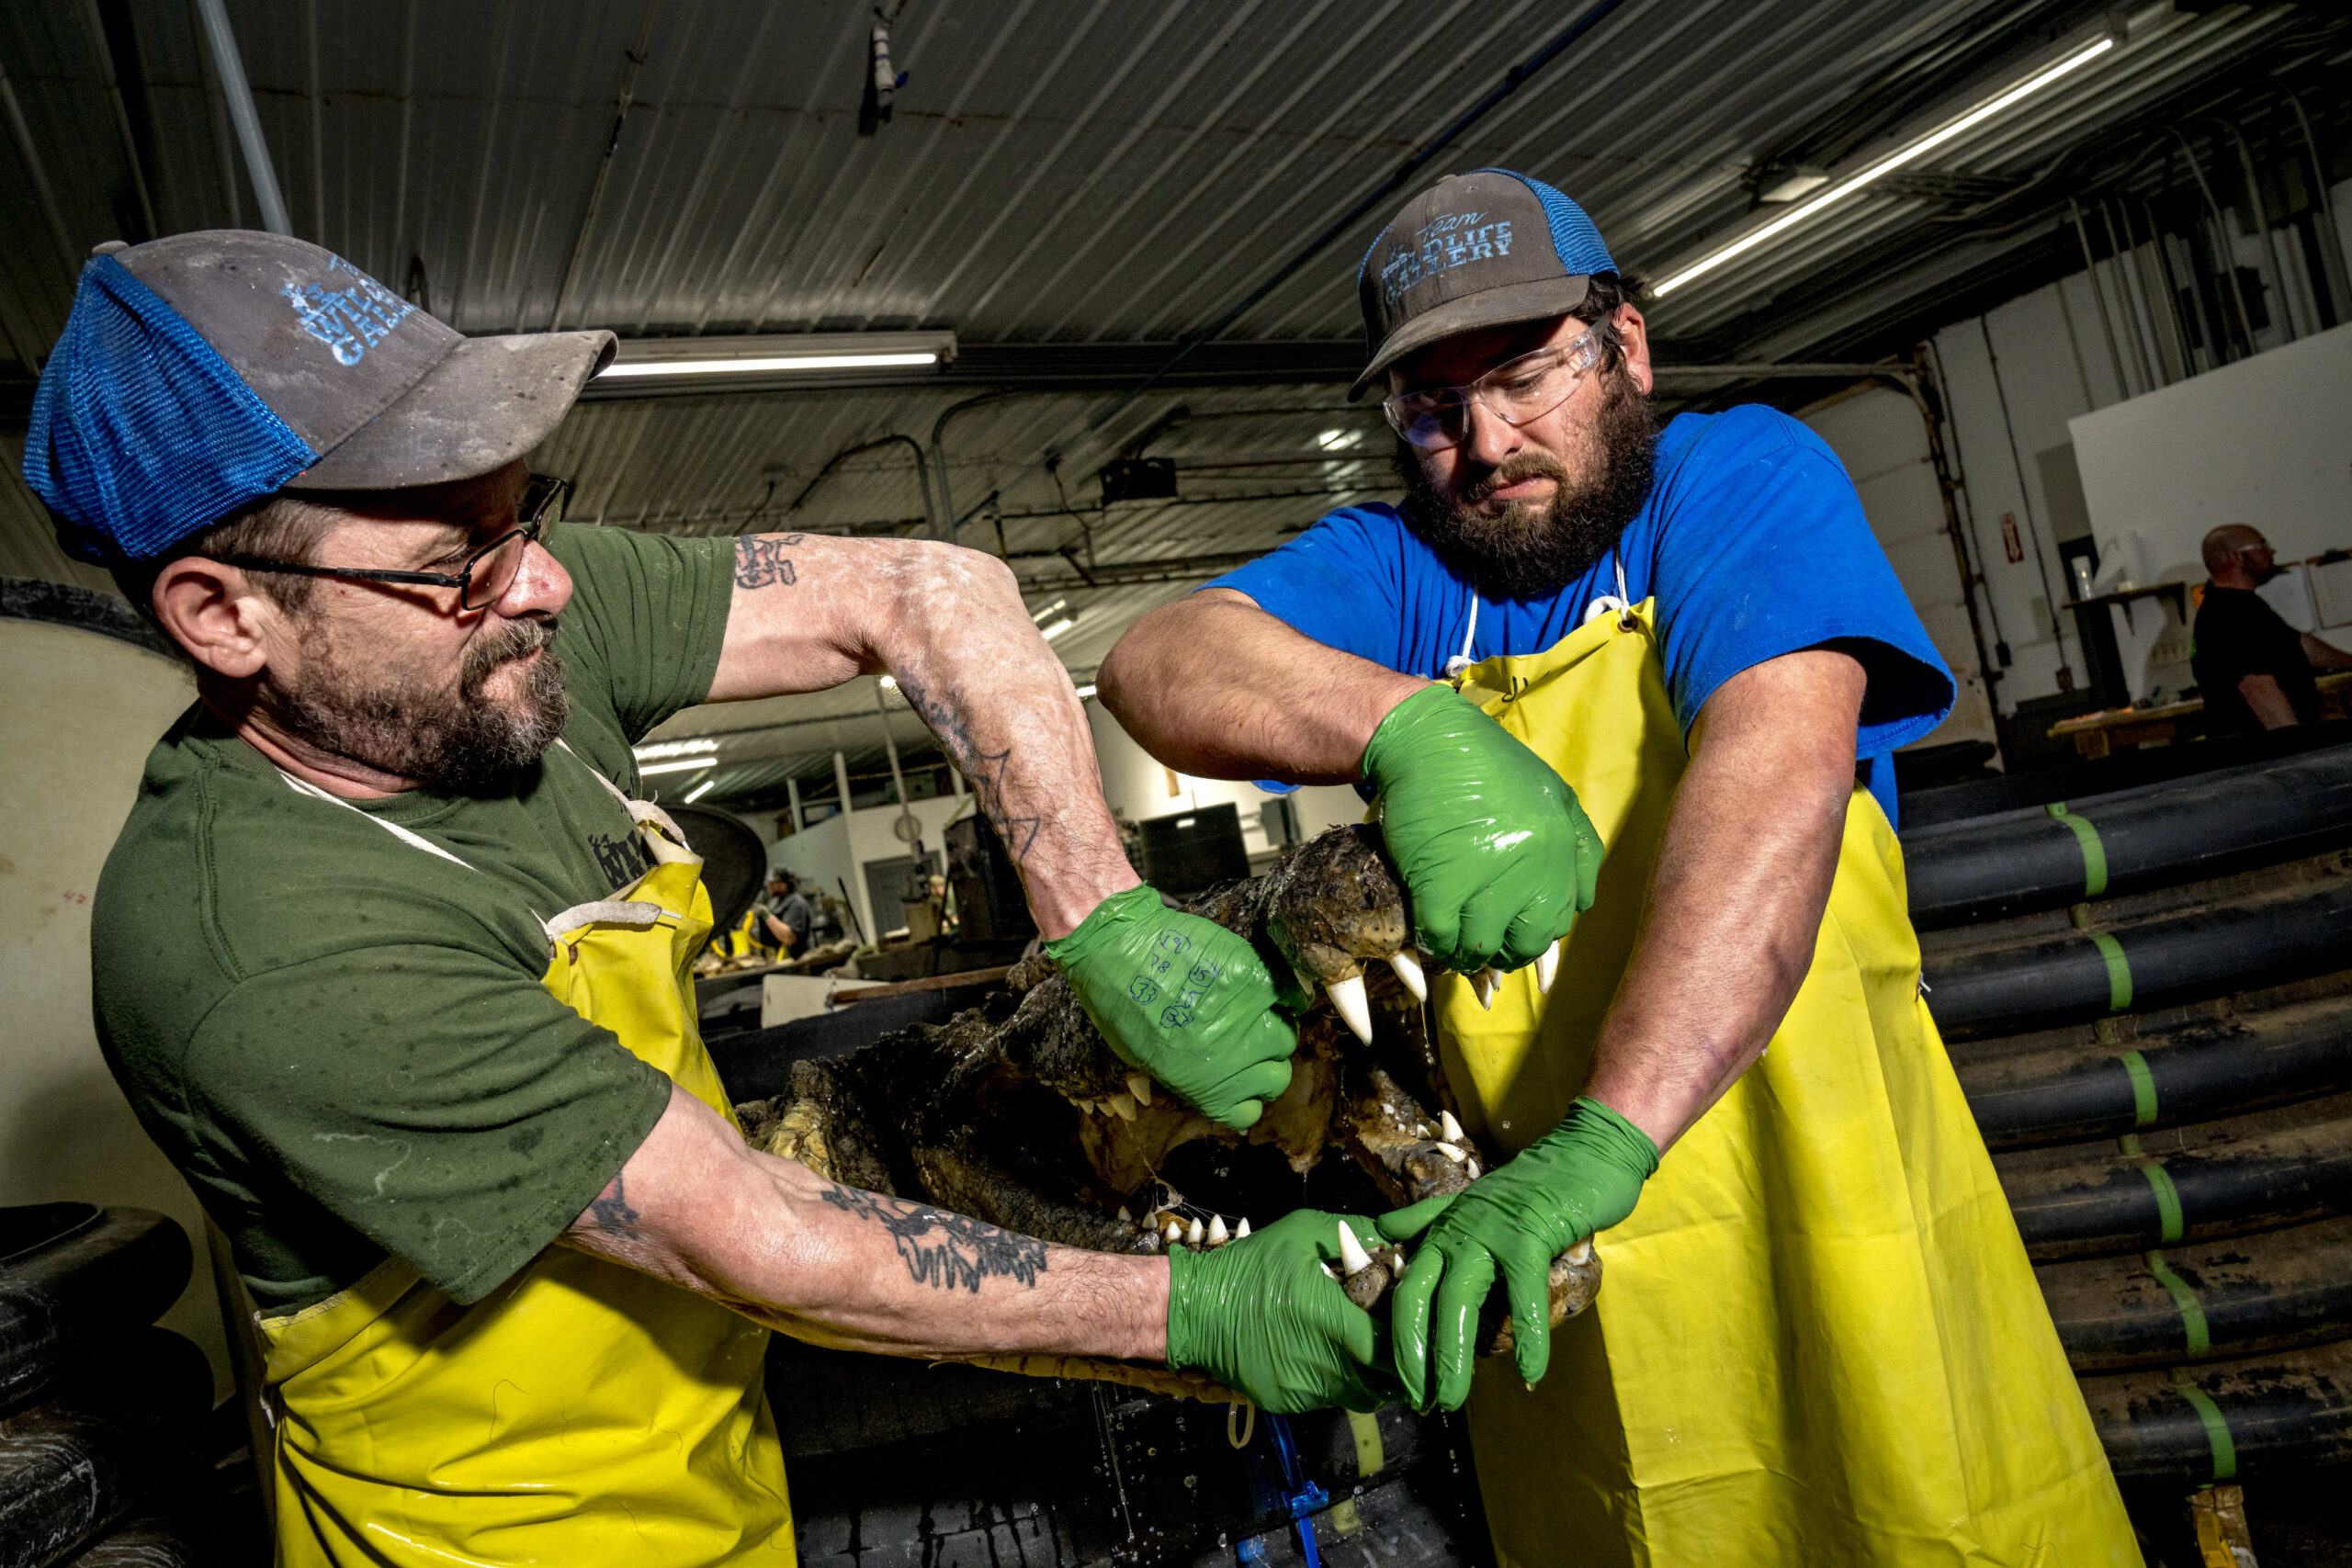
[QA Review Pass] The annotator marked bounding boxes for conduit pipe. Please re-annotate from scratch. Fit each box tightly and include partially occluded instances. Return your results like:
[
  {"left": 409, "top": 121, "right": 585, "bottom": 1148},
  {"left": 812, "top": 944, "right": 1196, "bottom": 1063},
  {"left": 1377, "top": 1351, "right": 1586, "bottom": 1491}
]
[
  {"left": 2220, "top": 120, "right": 2295, "bottom": 342},
  {"left": 2170, "top": 129, "right": 2256, "bottom": 358},
  {"left": 2099, "top": 199, "right": 2155, "bottom": 392},
  {"left": 192, "top": 0, "right": 291, "bottom": 236},
  {"left": 2288, "top": 95, "right": 2351, "bottom": 318},
  {"left": 2067, "top": 198, "right": 2132, "bottom": 402}
]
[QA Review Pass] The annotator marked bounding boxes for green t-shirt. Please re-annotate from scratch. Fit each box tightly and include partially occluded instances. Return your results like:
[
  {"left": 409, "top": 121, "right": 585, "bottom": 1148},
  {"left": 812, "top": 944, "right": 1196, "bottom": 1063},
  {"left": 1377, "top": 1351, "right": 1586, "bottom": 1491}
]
[{"left": 92, "top": 522, "right": 736, "bottom": 1312}]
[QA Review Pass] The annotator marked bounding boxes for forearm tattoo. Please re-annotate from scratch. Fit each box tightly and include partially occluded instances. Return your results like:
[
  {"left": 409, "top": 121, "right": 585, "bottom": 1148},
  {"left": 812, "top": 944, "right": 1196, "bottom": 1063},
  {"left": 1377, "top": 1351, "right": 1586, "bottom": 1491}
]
[
  {"left": 894, "top": 671, "right": 1042, "bottom": 861},
  {"left": 588, "top": 1171, "right": 643, "bottom": 1239},
  {"left": 734, "top": 535, "right": 805, "bottom": 590},
  {"left": 818, "top": 1182, "right": 1047, "bottom": 1292}
]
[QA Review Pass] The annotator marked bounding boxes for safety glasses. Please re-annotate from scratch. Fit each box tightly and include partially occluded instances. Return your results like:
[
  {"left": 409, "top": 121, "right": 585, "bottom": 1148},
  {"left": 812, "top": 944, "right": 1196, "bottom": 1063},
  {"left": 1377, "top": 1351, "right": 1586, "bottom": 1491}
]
[
  {"left": 222, "top": 473, "right": 570, "bottom": 613},
  {"left": 1381, "top": 322, "right": 1608, "bottom": 451}
]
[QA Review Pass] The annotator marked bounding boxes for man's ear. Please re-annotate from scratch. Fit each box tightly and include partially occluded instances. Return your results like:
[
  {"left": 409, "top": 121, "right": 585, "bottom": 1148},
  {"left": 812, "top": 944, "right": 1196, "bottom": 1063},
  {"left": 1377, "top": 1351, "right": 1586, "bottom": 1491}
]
[
  {"left": 1615, "top": 303, "right": 1654, "bottom": 397},
  {"left": 152, "top": 557, "right": 277, "bottom": 680}
]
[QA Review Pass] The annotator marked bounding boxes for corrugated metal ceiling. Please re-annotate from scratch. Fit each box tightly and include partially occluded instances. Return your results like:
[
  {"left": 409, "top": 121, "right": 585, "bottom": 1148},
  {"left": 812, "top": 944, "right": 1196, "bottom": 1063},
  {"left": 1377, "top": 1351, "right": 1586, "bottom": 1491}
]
[{"left": 3, "top": 0, "right": 2344, "bottom": 801}]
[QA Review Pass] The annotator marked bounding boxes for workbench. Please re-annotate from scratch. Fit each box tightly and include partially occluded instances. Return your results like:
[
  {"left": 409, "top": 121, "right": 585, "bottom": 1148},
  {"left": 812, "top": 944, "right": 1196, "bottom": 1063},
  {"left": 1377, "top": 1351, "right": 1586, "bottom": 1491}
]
[{"left": 2048, "top": 671, "right": 2352, "bottom": 758}]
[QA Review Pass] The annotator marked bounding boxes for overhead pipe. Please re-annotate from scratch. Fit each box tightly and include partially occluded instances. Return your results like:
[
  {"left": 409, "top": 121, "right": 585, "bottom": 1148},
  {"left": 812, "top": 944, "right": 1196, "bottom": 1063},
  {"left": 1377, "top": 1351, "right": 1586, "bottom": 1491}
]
[
  {"left": 192, "top": 0, "right": 291, "bottom": 236},
  {"left": 2169, "top": 129, "right": 2256, "bottom": 359},
  {"left": 2219, "top": 120, "right": 2295, "bottom": 343},
  {"left": 2287, "top": 95, "right": 2351, "bottom": 321},
  {"left": 2067, "top": 199, "right": 2132, "bottom": 400},
  {"left": 783, "top": 434, "right": 943, "bottom": 541}
]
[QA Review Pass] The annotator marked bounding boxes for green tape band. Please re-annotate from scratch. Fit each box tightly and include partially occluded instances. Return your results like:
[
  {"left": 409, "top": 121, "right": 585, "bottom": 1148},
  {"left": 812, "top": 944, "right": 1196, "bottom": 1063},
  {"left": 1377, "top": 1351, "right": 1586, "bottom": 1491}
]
[
  {"left": 2143, "top": 1250, "right": 2211, "bottom": 1357},
  {"left": 2088, "top": 930, "right": 2133, "bottom": 1011},
  {"left": 2172, "top": 1368, "right": 2236, "bottom": 1482},
  {"left": 2047, "top": 802, "right": 2109, "bottom": 897},
  {"left": 2133, "top": 1159, "right": 2186, "bottom": 1243},
  {"left": 2120, "top": 1050, "right": 2159, "bottom": 1128}
]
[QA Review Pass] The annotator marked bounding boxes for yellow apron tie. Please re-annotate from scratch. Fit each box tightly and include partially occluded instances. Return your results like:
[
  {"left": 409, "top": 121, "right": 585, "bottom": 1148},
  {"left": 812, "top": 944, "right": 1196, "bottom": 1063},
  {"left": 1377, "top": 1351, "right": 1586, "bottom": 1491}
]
[
  {"left": 256, "top": 756, "right": 794, "bottom": 1565},
  {"left": 1436, "top": 602, "right": 2139, "bottom": 1568}
]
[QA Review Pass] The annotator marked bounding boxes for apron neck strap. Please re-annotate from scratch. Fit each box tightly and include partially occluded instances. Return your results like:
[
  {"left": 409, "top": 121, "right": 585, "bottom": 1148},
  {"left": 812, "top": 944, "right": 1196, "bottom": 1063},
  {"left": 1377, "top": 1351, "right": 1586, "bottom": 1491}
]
[{"left": 274, "top": 769, "right": 477, "bottom": 871}]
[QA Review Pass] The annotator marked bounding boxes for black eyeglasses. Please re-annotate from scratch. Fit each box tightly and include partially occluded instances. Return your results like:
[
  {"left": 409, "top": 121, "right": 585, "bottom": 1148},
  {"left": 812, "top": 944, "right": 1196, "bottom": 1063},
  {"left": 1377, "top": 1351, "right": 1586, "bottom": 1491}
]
[{"left": 221, "top": 474, "right": 570, "bottom": 613}]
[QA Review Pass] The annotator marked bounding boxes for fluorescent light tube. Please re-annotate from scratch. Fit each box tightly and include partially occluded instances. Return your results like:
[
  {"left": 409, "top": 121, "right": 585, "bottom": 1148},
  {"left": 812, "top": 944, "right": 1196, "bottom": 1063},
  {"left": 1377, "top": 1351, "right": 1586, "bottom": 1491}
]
[
  {"left": 683, "top": 778, "right": 718, "bottom": 804},
  {"left": 634, "top": 738, "right": 718, "bottom": 761},
  {"left": 639, "top": 756, "right": 718, "bottom": 776},
  {"left": 599, "top": 352, "right": 937, "bottom": 378},
  {"left": 1073, "top": 683, "right": 1098, "bottom": 698},
  {"left": 1030, "top": 598, "right": 1069, "bottom": 624},
  {"left": 1040, "top": 617, "right": 1077, "bottom": 642},
  {"left": 1652, "top": 33, "right": 2117, "bottom": 299}
]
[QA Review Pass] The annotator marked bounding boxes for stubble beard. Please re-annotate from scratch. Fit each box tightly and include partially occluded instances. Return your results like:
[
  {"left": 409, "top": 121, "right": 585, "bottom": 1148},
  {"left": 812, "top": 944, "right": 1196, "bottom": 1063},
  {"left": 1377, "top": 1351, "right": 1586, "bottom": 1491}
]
[
  {"left": 275, "top": 615, "right": 571, "bottom": 795},
  {"left": 1397, "top": 367, "right": 1659, "bottom": 603}
]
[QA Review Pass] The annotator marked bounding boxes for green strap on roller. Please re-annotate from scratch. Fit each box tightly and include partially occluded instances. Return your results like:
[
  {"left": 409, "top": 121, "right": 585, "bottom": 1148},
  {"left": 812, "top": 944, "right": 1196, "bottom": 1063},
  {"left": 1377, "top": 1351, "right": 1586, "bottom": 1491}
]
[
  {"left": 2143, "top": 1250, "right": 2211, "bottom": 1357},
  {"left": 2172, "top": 1367, "right": 2236, "bottom": 1482},
  {"left": 2119, "top": 1050, "right": 2158, "bottom": 1127},
  {"left": 2088, "top": 930, "right": 2133, "bottom": 1011},
  {"left": 2119, "top": 1134, "right": 2185, "bottom": 1244},
  {"left": 2047, "top": 802, "right": 2109, "bottom": 897}
]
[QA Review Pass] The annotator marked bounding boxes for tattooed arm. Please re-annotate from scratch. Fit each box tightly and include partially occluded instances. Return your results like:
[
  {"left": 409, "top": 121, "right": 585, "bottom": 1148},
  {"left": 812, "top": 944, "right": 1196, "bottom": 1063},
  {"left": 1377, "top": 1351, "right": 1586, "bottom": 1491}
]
[
  {"left": 706, "top": 534, "right": 1136, "bottom": 937},
  {"left": 559, "top": 1083, "right": 1166, "bottom": 1360}
]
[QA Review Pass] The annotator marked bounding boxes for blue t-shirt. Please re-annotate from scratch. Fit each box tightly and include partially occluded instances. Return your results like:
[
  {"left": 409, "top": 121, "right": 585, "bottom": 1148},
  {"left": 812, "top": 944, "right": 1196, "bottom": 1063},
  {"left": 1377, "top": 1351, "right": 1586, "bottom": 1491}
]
[{"left": 1204, "top": 406, "right": 1953, "bottom": 825}]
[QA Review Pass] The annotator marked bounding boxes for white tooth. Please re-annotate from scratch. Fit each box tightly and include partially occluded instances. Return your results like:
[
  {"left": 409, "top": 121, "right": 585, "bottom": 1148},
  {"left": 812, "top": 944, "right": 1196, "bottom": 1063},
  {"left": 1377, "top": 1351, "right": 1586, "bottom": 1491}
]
[
  {"left": 1116, "top": 1206, "right": 1132, "bottom": 1223},
  {"left": 1206, "top": 1215, "right": 1228, "bottom": 1246},
  {"left": 1471, "top": 968, "right": 1495, "bottom": 1010},
  {"left": 1435, "top": 1143, "right": 1467, "bottom": 1164},
  {"left": 1465, "top": 1159, "right": 1481, "bottom": 1179},
  {"left": 1535, "top": 940, "right": 1560, "bottom": 996},
  {"left": 1323, "top": 1262, "right": 1340, "bottom": 1280},
  {"left": 1235, "top": 1218, "right": 1251, "bottom": 1239},
  {"left": 1108, "top": 1092, "right": 1138, "bottom": 1122},
  {"left": 1566, "top": 1238, "right": 1594, "bottom": 1265},
  {"left": 1483, "top": 966, "right": 1507, "bottom": 1002},
  {"left": 1338, "top": 1222, "right": 1374, "bottom": 1276},
  {"left": 1328, "top": 974, "right": 1374, "bottom": 1044},
  {"left": 1186, "top": 1217, "right": 1205, "bottom": 1247},
  {"left": 1127, "top": 1073, "right": 1154, "bottom": 1106},
  {"left": 1388, "top": 950, "right": 1428, "bottom": 1003},
  {"left": 1165, "top": 1219, "right": 1185, "bottom": 1245},
  {"left": 1440, "top": 1110, "right": 1465, "bottom": 1145}
]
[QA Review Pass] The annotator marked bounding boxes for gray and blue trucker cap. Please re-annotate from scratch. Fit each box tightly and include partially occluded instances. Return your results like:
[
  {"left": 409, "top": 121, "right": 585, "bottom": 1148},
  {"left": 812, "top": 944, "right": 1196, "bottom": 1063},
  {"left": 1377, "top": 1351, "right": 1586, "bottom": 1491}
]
[
  {"left": 1351, "top": 169, "right": 1616, "bottom": 400},
  {"left": 25, "top": 231, "right": 615, "bottom": 565}
]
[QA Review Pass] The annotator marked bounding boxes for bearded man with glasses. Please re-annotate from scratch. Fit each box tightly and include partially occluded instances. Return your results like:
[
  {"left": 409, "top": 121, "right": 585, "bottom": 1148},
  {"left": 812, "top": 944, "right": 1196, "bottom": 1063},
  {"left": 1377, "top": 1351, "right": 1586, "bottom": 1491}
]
[
  {"left": 33, "top": 233, "right": 1389, "bottom": 1567},
  {"left": 1102, "top": 172, "right": 2137, "bottom": 1567}
]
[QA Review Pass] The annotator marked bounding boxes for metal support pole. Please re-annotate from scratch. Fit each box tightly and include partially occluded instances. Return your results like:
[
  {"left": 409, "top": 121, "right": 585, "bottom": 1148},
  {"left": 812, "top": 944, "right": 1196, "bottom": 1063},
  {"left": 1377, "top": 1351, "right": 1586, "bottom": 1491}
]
[
  {"left": 2067, "top": 199, "right": 2130, "bottom": 404},
  {"left": 2172, "top": 130, "right": 2255, "bottom": 359},
  {"left": 194, "top": 0, "right": 292, "bottom": 234},
  {"left": 76, "top": 0, "right": 156, "bottom": 238},
  {"left": 2222, "top": 121, "right": 2294, "bottom": 342},
  {"left": 2288, "top": 96, "right": 2351, "bottom": 321},
  {"left": 785, "top": 776, "right": 802, "bottom": 832},
  {"left": 832, "top": 750, "right": 875, "bottom": 947},
  {"left": 0, "top": 57, "right": 81, "bottom": 284},
  {"left": 1882, "top": 366, "right": 2004, "bottom": 724},
  {"left": 2099, "top": 199, "right": 2156, "bottom": 393}
]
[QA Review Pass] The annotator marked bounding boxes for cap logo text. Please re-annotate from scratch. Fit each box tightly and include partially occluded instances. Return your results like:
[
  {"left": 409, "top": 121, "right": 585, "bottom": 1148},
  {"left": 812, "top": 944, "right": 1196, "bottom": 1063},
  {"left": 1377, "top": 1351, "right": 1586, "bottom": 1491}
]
[
  {"left": 1378, "top": 210, "right": 1514, "bottom": 309},
  {"left": 281, "top": 256, "right": 417, "bottom": 367}
]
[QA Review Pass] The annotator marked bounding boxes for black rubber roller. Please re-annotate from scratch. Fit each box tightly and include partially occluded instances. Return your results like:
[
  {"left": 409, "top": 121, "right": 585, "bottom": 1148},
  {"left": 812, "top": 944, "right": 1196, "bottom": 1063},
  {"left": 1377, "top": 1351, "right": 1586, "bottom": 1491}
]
[
  {"left": 2082, "top": 1335, "right": 2352, "bottom": 1483},
  {"left": 1954, "top": 981, "right": 2352, "bottom": 1149},
  {"left": 0, "top": 1207, "right": 191, "bottom": 1418},
  {"left": 2039, "top": 1214, "right": 2352, "bottom": 1373},
  {"left": 0, "top": 1328, "right": 210, "bottom": 1568},
  {"left": 1923, "top": 880, "right": 2352, "bottom": 1040},
  {"left": 1904, "top": 744, "right": 2352, "bottom": 929},
  {"left": 1995, "top": 1100, "right": 2352, "bottom": 1260}
]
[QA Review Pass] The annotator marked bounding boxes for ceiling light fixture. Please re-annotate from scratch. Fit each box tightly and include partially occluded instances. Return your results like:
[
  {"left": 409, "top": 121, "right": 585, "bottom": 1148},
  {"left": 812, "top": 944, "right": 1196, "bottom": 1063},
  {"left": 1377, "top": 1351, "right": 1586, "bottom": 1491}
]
[
  {"left": 1029, "top": 598, "right": 1069, "bottom": 625},
  {"left": 682, "top": 777, "right": 718, "bottom": 804},
  {"left": 595, "top": 331, "right": 957, "bottom": 381},
  {"left": 639, "top": 756, "right": 718, "bottom": 776},
  {"left": 1651, "top": 30, "right": 2119, "bottom": 299},
  {"left": 1040, "top": 617, "right": 1078, "bottom": 642},
  {"left": 1073, "top": 683, "right": 1098, "bottom": 699},
  {"left": 634, "top": 738, "right": 719, "bottom": 761}
]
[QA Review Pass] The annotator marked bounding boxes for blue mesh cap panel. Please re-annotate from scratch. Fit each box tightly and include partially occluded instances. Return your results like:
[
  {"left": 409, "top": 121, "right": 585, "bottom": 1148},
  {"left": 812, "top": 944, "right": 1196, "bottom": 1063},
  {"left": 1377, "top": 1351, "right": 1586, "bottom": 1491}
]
[
  {"left": 25, "top": 255, "right": 316, "bottom": 564},
  {"left": 1473, "top": 169, "right": 1616, "bottom": 277}
]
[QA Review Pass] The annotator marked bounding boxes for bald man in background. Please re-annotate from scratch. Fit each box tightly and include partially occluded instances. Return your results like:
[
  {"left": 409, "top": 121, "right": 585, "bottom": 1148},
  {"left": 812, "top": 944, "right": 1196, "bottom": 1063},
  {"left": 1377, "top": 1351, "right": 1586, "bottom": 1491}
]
[{"left": 2191, "top": 525, "right": 2352, "bottom": 732}]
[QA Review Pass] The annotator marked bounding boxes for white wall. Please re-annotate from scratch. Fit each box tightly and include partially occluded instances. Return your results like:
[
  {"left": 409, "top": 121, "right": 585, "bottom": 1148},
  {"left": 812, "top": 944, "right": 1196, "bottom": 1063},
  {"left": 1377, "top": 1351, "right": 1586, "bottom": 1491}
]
[
  {"left": 1085, "top": 699, "right": 1365, "bottom": 851},
  {"left": 0, "top": 621, "right": 231, "bottom": 1399},
  {"left": 1800, "top": 386, "right": 1996, "bottom": 748},
  {"left": 770, "top": 790, "right": 969, "bottom": 942},
  {"left": 2069, "top": 321, "right": 2352, "bottom": 581}
]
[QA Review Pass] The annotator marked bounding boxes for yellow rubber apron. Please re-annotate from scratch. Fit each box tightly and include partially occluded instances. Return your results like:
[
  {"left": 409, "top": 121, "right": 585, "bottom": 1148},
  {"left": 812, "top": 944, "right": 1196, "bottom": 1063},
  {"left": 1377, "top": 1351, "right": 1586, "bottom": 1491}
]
[
  {"left": 257, "top": 750, "right": 794, "bottom": 1564},
  {"left": 1440, "top": 601, "right": 2138, "bottom": 1568}
]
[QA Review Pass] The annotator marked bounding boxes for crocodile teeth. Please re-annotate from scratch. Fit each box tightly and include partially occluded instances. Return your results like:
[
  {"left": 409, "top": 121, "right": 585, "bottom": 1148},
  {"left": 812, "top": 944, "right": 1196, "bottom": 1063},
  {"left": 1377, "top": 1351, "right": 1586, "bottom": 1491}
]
[
  {"left": 1107, "top": 1092, "right": 1137, "bottom": 1122},
  {"left": 1388, "top": 950, "right": 1428, "bottom": 1003},
  {"left": 1439, "top": 1110, "right": 1465, "bottom": 1145},
  {"left": 1465, "top": 1159, "right": 1481, "bottom": 1179},
  {"left": 1186, "top": 1217, "right": 1205, "bottom": 1248},
  {"left": 1205, "top": 1215, "right": 1228, "bottom": 1246},
  {"left": 1566, "top": 1238, "right": 1594, "bottom": 1265},
  {"left": 1116, "top": 1206, "right": 1132, "bottom": 1224},
  {"left": 1535, "top": 940, "right": 1560, "bottom": 996},
  {"left": 1235, "top": 1218, "right": 1251, "bottom": 1239},
  {"left": 1470, "top": 968, "right": 1496, "bottom": 1010},
  {"left": 1164, "top": 1219, "right": 1185, "bottom": 1245},
  {"left": 1337, "top": 1222, "right": 1374, "bottom": 1276},
  {"left": 1435, "top": 1143, "right": 1467, "bottom": 1164},
  {"left": 1327, "top": 974, "right": 1373, "bottom": 1044},
  {"left": 1126, "top": 1073, "right": 1154, "bottom": 1106}
]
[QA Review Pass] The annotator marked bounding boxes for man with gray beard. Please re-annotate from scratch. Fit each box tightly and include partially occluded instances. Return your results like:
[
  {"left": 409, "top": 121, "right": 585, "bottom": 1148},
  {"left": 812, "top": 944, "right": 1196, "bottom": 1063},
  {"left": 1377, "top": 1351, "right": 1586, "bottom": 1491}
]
[
  {"left": 34, "top": 232, "right": 1392, "bottom": 1566},
  {"left": 1102, "top": 171, "right": 2138, "bottom": 1566}
]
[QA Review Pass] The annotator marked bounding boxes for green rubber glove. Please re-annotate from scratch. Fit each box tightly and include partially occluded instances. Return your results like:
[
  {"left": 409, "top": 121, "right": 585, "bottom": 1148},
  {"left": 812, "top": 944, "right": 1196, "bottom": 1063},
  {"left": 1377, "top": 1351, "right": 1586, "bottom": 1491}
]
[
  {"left": 1047, "top": 885, "right": 1302, "bottom": 1131},
  {"left": 1360, "top": 683, "right": 1602, "bottom": 976},
  {"left": 1384, "top": 1097, "right": 1658, "bottom": 1411},
  {"left": 1165, "top": 1210, "right": 1399, "bottom": 1414}
]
